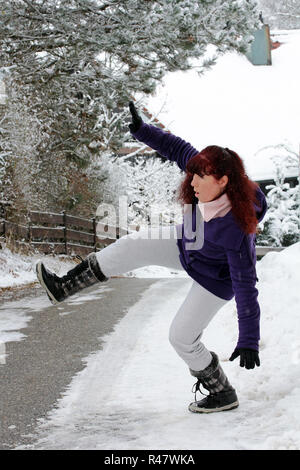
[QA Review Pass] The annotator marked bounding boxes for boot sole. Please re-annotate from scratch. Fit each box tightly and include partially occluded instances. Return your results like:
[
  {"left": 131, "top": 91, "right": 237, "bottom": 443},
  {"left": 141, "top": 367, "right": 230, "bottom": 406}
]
[
  {"left": 36, "top": 261, "right": 60, "bottom": 305},
  {"left": 188, "top": 400, "right": 239, "bottom": 414}
]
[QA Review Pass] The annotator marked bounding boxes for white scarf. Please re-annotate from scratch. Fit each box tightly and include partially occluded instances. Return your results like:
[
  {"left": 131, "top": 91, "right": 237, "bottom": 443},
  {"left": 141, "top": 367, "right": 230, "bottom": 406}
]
[{"left": 198, "top": 192, "right": 232, "bottom": 222}]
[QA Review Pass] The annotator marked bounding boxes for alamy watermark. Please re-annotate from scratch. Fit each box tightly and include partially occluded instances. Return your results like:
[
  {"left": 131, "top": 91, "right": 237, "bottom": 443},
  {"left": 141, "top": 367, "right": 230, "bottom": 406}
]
[{"left": 95, "top": 196, "right": 204, "bottom": 250}]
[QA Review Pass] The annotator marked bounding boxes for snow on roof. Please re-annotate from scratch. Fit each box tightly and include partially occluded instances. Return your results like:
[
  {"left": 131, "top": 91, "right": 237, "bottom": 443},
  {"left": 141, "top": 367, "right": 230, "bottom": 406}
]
[{"left": 144, "top": 30, "right": 300, "bottom": 182}]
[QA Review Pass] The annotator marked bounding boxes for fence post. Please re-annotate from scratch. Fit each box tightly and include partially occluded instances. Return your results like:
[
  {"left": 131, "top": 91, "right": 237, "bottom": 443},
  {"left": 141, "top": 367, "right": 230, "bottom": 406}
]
[
  {"left": 28, "top": 221, "right": 32, "bottom": 245},
  {"left": 63, "top": 211, "right": 68, "bottom": 255}
]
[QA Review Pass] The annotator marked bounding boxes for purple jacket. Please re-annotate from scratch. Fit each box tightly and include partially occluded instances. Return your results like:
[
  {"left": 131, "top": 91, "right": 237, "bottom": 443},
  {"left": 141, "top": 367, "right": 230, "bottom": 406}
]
[{"left": 131, "top": 123, "right": 267, "bottom": 351}]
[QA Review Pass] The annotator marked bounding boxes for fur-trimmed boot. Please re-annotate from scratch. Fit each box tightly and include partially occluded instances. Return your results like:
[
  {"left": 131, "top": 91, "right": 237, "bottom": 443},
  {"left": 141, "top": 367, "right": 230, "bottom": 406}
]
[
  {"left": 188, "top": 351, "right": 239, "bottom": 413},
  {"left": 36, "top": 253, "right": 108, "bottom": 305}
]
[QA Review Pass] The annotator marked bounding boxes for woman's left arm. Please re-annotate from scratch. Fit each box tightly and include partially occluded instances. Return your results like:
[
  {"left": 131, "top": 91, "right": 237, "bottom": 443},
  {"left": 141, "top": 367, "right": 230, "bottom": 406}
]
[{"left": 226, "top": 237, "right": 261, "bottom": 369}]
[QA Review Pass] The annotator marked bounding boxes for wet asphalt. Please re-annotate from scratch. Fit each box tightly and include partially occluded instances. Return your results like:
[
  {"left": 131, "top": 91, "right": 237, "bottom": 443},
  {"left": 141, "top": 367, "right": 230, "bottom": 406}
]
[{"left": 0, "top": 277, "right": 158, "bottom": 450}]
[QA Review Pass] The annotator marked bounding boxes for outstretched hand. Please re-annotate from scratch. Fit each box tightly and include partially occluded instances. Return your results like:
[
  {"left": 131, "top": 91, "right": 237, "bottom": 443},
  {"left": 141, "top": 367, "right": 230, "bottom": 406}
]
[
  {"left": 229, "top": 348, "right": 260, "bottom": 369},
  {"left": 129, "top": 101, "right": 143, "bottom": 132}
]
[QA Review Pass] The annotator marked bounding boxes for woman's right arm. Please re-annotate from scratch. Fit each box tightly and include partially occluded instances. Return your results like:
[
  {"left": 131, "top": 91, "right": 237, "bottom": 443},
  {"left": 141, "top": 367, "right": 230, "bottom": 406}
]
[{"left": 129, "top": 103, "right": 199, "bottom": 172}]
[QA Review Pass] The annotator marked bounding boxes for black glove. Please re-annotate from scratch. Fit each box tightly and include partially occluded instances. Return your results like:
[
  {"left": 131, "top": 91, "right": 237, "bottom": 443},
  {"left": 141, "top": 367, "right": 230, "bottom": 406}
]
[
  {"left": 229, "top": 348, "right": 260, "bottom": 369},
  {"left": 129, "top": 101, "right": 143, "bottom": 132}
]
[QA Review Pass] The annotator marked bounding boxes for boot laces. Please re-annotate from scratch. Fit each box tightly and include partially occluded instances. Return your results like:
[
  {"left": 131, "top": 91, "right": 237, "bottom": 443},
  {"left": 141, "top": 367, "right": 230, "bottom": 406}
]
[
  {"left": 192, "top": 379, "right": 209, "bottom": 402},
  {"left": 192, "top": 380, "right": 222, "bottom": 405}
]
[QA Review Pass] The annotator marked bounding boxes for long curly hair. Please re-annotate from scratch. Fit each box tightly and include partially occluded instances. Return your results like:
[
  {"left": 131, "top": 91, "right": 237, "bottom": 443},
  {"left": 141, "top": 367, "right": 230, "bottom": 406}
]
[{"left": 177, "top": 146, "right": 260, "bottom": 234}]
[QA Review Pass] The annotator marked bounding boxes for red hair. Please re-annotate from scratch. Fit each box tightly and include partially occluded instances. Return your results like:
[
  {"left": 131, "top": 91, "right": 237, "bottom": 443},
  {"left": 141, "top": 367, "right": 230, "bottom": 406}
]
[{"left": 177, "top": 146, "right": 260, "bottom": 234}]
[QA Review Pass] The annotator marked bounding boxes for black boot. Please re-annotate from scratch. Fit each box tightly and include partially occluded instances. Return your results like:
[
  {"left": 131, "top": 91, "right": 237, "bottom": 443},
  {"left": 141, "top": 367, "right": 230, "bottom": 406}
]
[
  {"left": 188, "top": 351, "right": 239, "bottom": 413},
  {"left": 36, "top": 253, "right": 108, "bottom": 305}
]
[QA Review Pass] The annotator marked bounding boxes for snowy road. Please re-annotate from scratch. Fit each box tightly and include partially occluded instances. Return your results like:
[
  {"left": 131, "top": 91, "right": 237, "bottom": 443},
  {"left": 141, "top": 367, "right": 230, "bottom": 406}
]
[{"left": 0, "top": 278, "right": 158, "bottom": 450}]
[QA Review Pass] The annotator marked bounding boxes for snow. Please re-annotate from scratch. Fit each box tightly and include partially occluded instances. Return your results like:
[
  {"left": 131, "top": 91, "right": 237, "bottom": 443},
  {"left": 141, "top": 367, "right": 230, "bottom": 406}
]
[
  {"left": 144, "top": 30, "right": 300, "bottom": 182},
  {"left": 0, "top": 246, "right": 77, "bottom": 289},
  {"left": 0, "top": 295, "right": 49, "bottom": 347},
  {"left": 12, "top": 242, "right": 300, "bottom": 450}
]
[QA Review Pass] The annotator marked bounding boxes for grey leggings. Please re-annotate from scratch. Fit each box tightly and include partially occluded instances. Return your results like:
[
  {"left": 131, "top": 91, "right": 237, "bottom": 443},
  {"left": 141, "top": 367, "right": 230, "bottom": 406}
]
[{"left": 96, "top": 227, "right": 228, "bottom": 372}]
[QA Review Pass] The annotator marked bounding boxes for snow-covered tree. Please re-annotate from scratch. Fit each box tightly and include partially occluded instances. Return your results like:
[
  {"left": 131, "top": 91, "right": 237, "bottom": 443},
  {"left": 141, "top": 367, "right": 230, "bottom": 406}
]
[
  {"left": 256, "top": 144, "right": 300, "bottom": 247},
  {"left": 0, "top": 0, "right": 259, "bottom": 160},
  {"left": 0, "top": 82, "right": 108, "bottom": 217},
  {"left": 0, "top": 150, "right": 10, "bottom": 205},
  {"left": 257, "top": 0, "right": 300, "bottom": 29}
]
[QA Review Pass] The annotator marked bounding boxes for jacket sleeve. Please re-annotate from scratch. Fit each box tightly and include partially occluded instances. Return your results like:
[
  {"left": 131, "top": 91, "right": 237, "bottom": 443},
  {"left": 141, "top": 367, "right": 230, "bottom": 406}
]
[
  {"left": 226, "top": 236, "right": 261, "bottom": 351},
  {"left": 130, "top": 122, "right": 199, "bottom": 172}
]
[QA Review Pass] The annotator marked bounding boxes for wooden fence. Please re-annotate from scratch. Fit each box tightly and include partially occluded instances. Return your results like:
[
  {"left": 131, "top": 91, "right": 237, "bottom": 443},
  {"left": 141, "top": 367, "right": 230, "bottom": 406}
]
[
  {"left": 0, "top": 210, "right": 129, "bottom": 257},
  {"left": 0, "top": 210, "right": 285, "bottom": 257}
]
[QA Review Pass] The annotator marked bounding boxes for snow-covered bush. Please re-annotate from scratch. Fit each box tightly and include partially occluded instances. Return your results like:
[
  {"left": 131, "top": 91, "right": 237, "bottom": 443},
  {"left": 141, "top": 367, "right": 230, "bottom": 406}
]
[
  {"left": 97, "top": 152, "right": 184, "bottom": 231},
  {"left": 256, "top": 144, "right": 300, "bottom": 247}
]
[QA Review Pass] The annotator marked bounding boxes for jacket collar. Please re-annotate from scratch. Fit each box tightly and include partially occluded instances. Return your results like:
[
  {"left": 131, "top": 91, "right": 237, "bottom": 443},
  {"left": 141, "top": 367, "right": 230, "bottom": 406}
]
[{"left": 198, "top": 192, "right": 232, "bottom": 222}]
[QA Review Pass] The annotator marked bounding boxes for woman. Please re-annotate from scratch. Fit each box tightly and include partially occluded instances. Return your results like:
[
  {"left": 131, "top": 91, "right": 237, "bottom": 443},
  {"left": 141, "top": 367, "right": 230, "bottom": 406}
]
[{"left": 36, "top": 102, "right": 267, "bottom": 414}]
